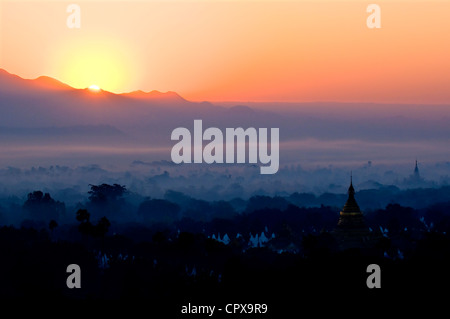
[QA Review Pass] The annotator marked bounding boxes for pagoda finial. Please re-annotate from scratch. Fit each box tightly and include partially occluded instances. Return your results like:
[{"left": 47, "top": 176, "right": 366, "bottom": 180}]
[
  {"left": 348, "top": 171, "right": 355, "bottom": 195},
  {"left": 414, "top": 159, "right": 419, "bottom": 175},
  {"left": 341, "top": 173, "right": 360, "bottom": 216}
]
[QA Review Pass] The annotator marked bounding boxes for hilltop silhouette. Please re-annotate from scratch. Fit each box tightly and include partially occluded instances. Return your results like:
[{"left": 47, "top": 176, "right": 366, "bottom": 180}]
[{"left": 0, "top": 68, "right": 182, "bottom": 98}]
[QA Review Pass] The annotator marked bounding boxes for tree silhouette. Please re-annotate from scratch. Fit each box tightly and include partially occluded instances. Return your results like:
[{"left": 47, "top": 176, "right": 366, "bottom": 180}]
[
  {"left": 93, "top": 216, "right": 111, "bottom": 237},
  {"left": 23, "top": 191, "right": 65, "bottom": 221},
  {"left": 76, "top": 208, "right": 93, "bottom": 236},
  {"left": 76, "top": 209, "right": 90, "bottom": 223},
  {"left": 75, "top": 208, "right": 110, "bottom": 238},
  {"left": 49, "top": 220, "right": 58, "bottom": 232},
  {"left": 88, "top": 184, "right": 127, "bottom": 203},
  {"left": 87, "top": 184, "right": 128, "bottom": 219}
]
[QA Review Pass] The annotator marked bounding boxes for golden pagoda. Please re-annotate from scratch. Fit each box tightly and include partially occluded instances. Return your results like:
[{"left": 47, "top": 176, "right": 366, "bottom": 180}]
[
  {"left": 337, "top": 176, "right": 365, "bottom": 228},
  {"left": 332, "top": 175, "right": 377, "bottom": 250}
]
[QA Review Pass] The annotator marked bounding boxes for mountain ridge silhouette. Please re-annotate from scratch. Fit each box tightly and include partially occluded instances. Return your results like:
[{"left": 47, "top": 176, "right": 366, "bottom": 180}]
[
  {"left": 0, "top": 68, "right": 184, "bottom": 101},
  {"left": 1, "top": 68, "right": 449, "bottom": 151}
]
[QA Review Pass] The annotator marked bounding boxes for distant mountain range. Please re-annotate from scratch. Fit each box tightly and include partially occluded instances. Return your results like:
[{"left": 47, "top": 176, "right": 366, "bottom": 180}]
[
  {"left": 0, "top": 68, "right": 285, "bottom": 146},
  {"left": 0, "top": 68, "right": 449, "bottom": 154},
  {"left": 0, "top": 68, "right": 184, "bottom": 99}
]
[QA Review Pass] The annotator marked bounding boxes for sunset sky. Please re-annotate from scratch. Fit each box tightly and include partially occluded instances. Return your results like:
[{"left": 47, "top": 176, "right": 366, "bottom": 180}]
[{"left": 1, "top": 0, "right": 449, "bottom": 103}]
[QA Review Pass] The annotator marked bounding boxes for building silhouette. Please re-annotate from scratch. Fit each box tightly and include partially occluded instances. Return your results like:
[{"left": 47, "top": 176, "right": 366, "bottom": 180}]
[
  {"left": 403, "top": 159, "right": 425, "bottom": 187},
  {"left": 332, "top": 175, "right": 380, "bottom": 251},
  {"left": 414, "top": 159, "right": 420, "bottom": 178}
]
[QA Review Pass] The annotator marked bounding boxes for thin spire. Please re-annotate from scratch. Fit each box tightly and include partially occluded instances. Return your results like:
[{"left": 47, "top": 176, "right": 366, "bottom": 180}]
[
  {"left": 348, "top": 171, "right": 355, "bottom": 195},
  {"left": 342, "top": 172, "right": 360, "bottom": 214}
]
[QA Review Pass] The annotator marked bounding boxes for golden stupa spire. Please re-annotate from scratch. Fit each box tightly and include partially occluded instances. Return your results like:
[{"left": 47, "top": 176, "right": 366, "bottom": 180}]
[{"left": 340, "top": 172, "right": 361, "bottom": 216}]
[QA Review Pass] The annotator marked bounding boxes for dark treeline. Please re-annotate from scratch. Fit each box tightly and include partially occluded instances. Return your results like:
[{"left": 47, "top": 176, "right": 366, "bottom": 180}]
[
  {"left": 1, "top": 184, "right": 450, "bottom": 228},
  {"left": 0, "top": 183, "right": 450, "bottom": 310}
]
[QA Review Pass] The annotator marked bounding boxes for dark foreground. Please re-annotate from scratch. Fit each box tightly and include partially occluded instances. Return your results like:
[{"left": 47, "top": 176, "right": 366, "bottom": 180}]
[{"left": 0, "top": 224, "right": 448, "bottom": 316}]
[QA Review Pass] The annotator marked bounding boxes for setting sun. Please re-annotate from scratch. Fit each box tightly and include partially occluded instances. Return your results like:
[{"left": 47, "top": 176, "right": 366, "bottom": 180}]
[
  {"left": 89, "top": 84, "right": 101, "bottom": 91},
  {"left": 61, "top": 42, "right": 127, "bottom": 93},
  {"left": 53, "top": 35, "right": 138, "bottom": 94},
  {"left": 1, "top": 1, "right": 450, "bottom": 102}
]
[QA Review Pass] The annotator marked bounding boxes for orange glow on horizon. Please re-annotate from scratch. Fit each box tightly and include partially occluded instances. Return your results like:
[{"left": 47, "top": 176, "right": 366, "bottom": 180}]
[
  {"left": 54, "top": 35, "right": 138, "bottom": 93},
  {"left": 1, "top": 1, "right": 449, "bottom": 103}
]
